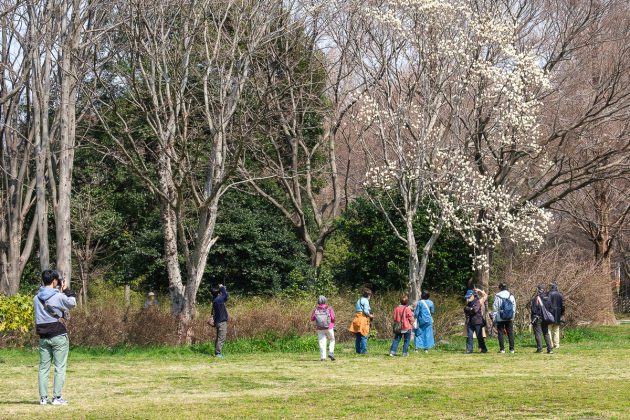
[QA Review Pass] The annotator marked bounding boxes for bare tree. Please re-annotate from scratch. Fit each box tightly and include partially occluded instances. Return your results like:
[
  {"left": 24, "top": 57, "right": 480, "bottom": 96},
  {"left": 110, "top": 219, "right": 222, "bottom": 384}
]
[
  {"left": 71, "top": 185, "right": 121, "bottom": 305},
  {"left": 0, "top": 0, "right": 37, "bottom": 295},
  {"left": 93, "top": 0, "right": 286, "bottom": 341},
  {"left": 239, "top": 0, "right": 374, "bottom": 274}
]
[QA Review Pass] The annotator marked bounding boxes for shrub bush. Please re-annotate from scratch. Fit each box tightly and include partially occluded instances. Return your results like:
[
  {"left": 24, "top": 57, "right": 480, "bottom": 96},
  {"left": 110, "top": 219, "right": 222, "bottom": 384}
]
[
  {"left": 497, "top": 248, "right": 617, "bottom": 331},
  {"left": 0, "top": 287, "right": 465, "bottom": 348},
  {"left": 0, "top": 294, "right": 34, "bottom": 346}
]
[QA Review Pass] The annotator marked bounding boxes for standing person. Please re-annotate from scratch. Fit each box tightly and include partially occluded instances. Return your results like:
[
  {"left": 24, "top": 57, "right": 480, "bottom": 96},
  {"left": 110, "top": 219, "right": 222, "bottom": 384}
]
[
  {"left": 210, "top": 284, "right": 229, "bottom": 358},
  {"left": 531, "top": 285, "right": 554, "bottom": 354},
  {"left": 463, "top": 288, "right": 488, "bottom": 354},
  {"left": 310, "top": 296, "right": 336, "bottom": 361},
  {"left": 348, "top": 288, "right": 373, "bottom": 354},
  {"left": 493, "top": 283, "right": 516, "bottom": 354},
  {"left": 547, "top": 282, "right": 565, "bottom": 349},
  {"left": 34, "top": 269, "right": 77, "bottom": 406},
  {"left": 389, "top": 295, "right": 414, "bottom": 357},
  {"left": 413, "top": 290, "right": 435, "bottom": 353}
]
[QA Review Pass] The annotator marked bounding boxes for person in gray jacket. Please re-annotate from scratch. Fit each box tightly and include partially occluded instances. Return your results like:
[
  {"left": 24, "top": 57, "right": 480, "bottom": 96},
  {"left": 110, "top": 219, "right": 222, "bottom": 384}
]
[
  {"left": 34, "top": 269, "right": 76, "bottom": 406},
  {"left": 493, "top": 283, "right": 516, "bottom": 353}
]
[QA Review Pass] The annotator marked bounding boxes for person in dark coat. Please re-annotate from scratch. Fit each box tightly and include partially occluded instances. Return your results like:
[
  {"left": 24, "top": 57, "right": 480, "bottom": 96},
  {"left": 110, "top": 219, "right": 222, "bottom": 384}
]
[
  {"left": 209, "top": 284, "right": 229, "bottom": 357},
  {"left": 464, "top": 288, "right": 488, "bottom": 354},
  {"left": 531, "top": 285, "right": 553, "bottom": 354},
  {"left": 547, "top": 282, "right": 565, "bottom": 349}
]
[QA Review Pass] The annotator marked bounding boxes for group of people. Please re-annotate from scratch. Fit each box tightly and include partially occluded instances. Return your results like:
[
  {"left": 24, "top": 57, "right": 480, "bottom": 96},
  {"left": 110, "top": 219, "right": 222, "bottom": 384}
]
[
  {"left": 33, "top": 268, "right": 566, "bottom": 405},
  {"left": 311, "top": 283, "right": 565, "bottom": 360},
  {"left": 311, "top": 287, "right": 436, "bottom": 359},
  {"left": 462, "top": 282, "right": 565, "bottom": 355}
]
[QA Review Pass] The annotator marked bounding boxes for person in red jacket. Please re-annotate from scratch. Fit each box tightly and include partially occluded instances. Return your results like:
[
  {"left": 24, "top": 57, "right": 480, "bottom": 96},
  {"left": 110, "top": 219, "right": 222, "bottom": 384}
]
[{"left": 389, "top": 295, "right": 414, "bottom": 357}]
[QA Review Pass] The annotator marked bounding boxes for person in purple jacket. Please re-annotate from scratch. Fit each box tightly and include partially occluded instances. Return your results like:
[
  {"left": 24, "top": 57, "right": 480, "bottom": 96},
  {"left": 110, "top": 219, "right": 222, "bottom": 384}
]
[
  {"left": 209, "top": 284, "right": 229, "bottom": 357},
  {"left": 311, "top": 296, "right": 336, "bottom": 361}
]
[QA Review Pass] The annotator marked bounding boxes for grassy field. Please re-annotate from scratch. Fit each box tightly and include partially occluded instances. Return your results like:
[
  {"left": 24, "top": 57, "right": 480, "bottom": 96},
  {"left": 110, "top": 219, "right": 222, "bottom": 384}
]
[{"left": 1, "top": 325, "right": 629, "bottom": 419}]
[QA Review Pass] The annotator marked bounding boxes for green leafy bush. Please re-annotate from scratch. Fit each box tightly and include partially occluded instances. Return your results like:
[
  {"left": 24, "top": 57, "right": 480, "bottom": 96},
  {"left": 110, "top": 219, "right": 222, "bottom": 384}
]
[{"left": 0, "top": 294, "right": 34, "bottom": 335}]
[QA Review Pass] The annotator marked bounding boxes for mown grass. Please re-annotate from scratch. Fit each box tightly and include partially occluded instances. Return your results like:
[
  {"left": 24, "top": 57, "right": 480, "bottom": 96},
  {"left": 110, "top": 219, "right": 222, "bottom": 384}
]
[{"left": 1, "top": 325, "right": 629, "bottom": 419}]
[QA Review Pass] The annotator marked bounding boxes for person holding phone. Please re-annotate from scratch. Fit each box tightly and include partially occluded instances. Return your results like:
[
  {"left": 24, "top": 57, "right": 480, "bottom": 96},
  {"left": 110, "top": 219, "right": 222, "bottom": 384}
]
[{"left": 34, "top": 269, "right": 77, "bottom": 406}]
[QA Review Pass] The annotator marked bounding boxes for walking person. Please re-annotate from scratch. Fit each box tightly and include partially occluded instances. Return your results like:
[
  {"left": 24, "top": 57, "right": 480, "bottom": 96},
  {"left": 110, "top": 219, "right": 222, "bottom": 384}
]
[
  {"left": 348, "top": 288, "right": 373, "bottom": 354},
  {"left": 209, "top": 284, "right": 229, "bottom": 357},
  {"left": 389, "top": 295, "right": 414, "bottom": 357},
  {"left": 531, "top": 285, "right": 554, "bottom": 354},
  {"left": 464, "top": 288, "right": 488, "bottom": 354},
  {"left": 34, "top": 269, "right": 77, "bottom": 405},
  {"left": 493, "top": 283, "right": 516, "bottom": 353},
  {"left": 413, "top": 290, "right": 435, "bottom": 353},
  {"left": 311, "top": 296, "right": 336, "bottom": 361},
  {"left": 547, "top": 282, "right": 565, "bottom": 349}
]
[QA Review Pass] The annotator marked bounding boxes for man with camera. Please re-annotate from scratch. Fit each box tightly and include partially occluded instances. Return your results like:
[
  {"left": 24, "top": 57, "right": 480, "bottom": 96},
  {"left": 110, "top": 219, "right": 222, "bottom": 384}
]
[{"left": 34, "top": 269, "right": 77, "bottom": 405}]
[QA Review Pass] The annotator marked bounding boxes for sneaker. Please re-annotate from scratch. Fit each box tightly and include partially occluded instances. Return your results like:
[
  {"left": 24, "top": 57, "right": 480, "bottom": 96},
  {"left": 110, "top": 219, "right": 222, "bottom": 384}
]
[
  {"left": 320, "top": 358, "right": 326, "bottom": 361},
  {"left": 328, "top": 353, "right": 336, "bottom": 361},
  {"left": 424, "top": 350, "right": 428, "bottom": 354},
  {"left": 414, "top": 349, "right": 419, "bottom": 353},
  {"left": 389, "top": 352, "right": 395, "bottom": 357},
  {"left": 480, "top": 349, "right": 488, "bottom": 354},
  {"left": 402, "top": 352, "right": 408, "bottom": 357},
  {"left": 51, "top": 397, "right": 68, "bottom": 406},
  {"left": 510, "top": 350, "right": 515, "bottom": 354},
  {"left": 499, "top": 350, "right": 505, "bottom": 354},
  {"left": 547, "top": 350, "right": 554, "bottom": 354},
  {"left": 40, "top": 397, "right": 49, "bottom": 405},
  {"left": 535, "top": 349, "right": 543, "bottom": 353},
  {"left": 215, "top": 353, "right": 224, "bottom": 358}
]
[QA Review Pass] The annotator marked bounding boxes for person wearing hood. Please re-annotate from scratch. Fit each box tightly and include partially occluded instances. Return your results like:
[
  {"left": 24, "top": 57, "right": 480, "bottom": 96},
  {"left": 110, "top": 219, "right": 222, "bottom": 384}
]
[
  {"left": 492, "top": 283, "right": 516, "bottom": 353},
  {"left": 547, "top": 282, "right": 565, "bottom": 349},
  {"left": 310, "top": 295, "right": 336, "bottom": 361},
  {"left": 531, "top": 285, "right": 553, "bottom": 354},
  {"left": 463, "top": 287, "right": 488, "bottom": 354},
  {"left": 34, "top": 269, "right": 77, "bottom": 406}
]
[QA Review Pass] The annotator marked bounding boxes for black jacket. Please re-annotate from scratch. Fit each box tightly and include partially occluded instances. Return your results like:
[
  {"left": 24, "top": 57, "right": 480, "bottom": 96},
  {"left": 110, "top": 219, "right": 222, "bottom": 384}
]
[
  {"left": 464, "top": 298, "right": 483, "bottom": 326},
  {"left": 547, "top": 290, "right": 565, "bottom": 323},
  {"left": 212, "top": 286, "right": 229, "bottom": 324},
  {"left": 531, "top": 293, "right": 550, "bottom": 322}
]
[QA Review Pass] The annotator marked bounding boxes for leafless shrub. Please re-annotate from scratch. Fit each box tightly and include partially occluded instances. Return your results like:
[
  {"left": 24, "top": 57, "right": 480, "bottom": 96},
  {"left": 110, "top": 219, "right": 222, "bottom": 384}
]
[{"left": 502, "top": 248, "right": 617, "bottom": 332}]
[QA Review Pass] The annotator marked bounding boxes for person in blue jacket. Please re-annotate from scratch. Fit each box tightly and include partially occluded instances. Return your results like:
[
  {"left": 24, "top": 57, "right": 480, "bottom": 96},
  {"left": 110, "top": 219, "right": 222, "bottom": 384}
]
[
  {"left": 34, "top": 269, "right": 76, "bottom": 406},
  {"left": 413, "top": 290, "right": 435, "bottom": 352}
]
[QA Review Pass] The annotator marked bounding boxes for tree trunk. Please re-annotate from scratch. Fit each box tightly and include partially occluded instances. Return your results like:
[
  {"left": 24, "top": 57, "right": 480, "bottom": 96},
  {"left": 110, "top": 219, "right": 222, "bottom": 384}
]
[
  {"left": 124, "top": 282, "right": 130, "bottom": 309},
  {"left": 406, "top": 218, "right": 420, "bottom": 303}
]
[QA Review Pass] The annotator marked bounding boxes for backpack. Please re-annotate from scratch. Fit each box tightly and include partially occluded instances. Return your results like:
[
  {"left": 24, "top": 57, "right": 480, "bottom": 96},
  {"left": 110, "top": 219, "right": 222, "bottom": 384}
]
[
  {"left": 498, "top": 294, "right": 514, "bottom": 320},
  {"left": 314, "top": 307, "right": 331, "bottom": 329}
]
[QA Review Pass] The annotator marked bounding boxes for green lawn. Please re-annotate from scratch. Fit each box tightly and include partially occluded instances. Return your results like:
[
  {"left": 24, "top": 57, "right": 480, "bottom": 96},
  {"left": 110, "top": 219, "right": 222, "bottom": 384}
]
[{"left": 1, "top": 325, "right": 629, "bottom": 419}]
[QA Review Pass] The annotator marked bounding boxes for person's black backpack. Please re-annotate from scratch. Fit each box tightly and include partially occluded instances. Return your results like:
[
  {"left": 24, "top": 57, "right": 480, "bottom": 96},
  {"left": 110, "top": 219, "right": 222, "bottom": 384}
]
[{"left": 498, "top": 294, "right": 514, "bottom": 320}]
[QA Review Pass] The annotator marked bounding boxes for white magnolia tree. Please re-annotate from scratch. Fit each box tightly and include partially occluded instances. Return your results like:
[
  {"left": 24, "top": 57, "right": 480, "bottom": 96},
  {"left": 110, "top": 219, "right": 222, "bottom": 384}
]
[{"left": 360, "top": 0, "right": 551, "bottom": 300}]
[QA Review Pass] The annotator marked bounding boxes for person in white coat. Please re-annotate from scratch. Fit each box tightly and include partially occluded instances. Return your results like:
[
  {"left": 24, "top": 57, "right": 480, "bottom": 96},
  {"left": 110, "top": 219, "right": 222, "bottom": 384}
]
[{"left": 493, "top": 283, "right": 516, "bottom": 353}]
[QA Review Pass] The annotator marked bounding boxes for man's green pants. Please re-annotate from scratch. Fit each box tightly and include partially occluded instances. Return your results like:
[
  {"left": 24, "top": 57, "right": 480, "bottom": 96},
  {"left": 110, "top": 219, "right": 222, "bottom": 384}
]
[{"left": 38, "top": 334, "right": 69, "bottom": 398}]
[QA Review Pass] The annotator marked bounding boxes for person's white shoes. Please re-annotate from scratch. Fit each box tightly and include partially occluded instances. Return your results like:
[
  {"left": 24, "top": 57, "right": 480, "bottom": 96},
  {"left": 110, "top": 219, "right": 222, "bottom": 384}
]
[{"left": 51, "top": 397, "right": 68, "bottom": 406}]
